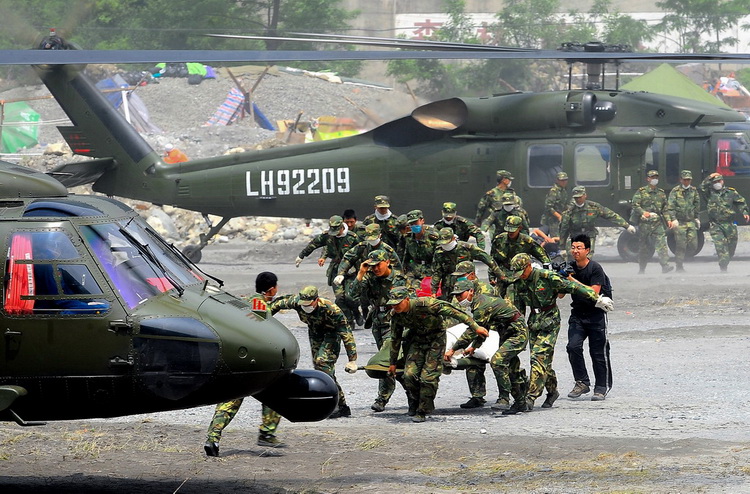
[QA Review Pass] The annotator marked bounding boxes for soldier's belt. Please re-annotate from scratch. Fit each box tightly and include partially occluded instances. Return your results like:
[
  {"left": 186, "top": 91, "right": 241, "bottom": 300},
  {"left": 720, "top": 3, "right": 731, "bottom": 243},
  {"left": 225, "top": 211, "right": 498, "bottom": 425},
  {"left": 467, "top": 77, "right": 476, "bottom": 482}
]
[{"left": 532, "top": 303, "right": 557, "bottom": 314}]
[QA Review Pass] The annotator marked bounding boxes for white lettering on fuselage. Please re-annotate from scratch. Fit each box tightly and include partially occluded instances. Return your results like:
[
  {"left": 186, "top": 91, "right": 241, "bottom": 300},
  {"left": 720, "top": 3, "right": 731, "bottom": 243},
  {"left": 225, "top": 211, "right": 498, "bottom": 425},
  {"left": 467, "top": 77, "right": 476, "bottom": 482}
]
[{"left": 246, "top": 168, "right": 350, "bottom": 196}]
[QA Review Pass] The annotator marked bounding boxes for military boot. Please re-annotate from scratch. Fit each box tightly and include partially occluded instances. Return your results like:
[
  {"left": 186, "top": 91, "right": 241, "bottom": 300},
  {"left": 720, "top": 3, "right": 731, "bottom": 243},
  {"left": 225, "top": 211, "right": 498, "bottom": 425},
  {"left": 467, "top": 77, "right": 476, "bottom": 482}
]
[
  {"left": 204, "top": 440, "right": 219, "bottom": 457},
  {"left": 490, "top": 397, "right": 510, "bottom": 411},
  {"left": 676, "top": 261, "right": 685, "bottom": 272},
  {"left": 502, "top": 381, "right": 529, "bottom": 415},
  {"left": 460, "top": 397, "right": 486, "bottom": 409}
]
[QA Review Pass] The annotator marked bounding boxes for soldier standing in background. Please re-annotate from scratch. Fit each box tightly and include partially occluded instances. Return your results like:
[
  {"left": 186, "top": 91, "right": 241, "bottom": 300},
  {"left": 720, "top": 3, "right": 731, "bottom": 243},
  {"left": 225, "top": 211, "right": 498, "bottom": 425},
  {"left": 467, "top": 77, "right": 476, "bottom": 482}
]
[
  {"left": 363, "top": 195, "right": 401, "bottom": 249},
  {"left": 541, "top": 171, "right": 570, "bottom": 237},
  {"left": 487, "top": 192, "right": 531, "bottom": 236},
  {"left": 700, "top": 172, "right": 749, "bottom": 272},
  {"left": 667, "top": 170, "right": 701, "bottom": 272},
  {"left": 402, "top": 209, "right": 440, "bottom": 286},
  {"left": 434, "top": 202, "right": 485, "bottom": 250},
  {"left": 631, "top": 170, "right": 674, "bottom": 274},
  {"left": 475, "top": 169, "right": 522, "bottom": 227}
]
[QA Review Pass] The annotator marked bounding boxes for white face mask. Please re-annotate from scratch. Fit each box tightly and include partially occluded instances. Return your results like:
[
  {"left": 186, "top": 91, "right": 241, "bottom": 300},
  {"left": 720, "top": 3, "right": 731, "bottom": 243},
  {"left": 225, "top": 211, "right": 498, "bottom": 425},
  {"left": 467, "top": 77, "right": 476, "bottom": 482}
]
[
  {"left": 681, "top": 183, "right": 691, "bottom": 189},
  {"left": 442, "top": 217, "right": 455, "bottom": 225},
  {"left": 367, "top": 238, "right": 380, "bottom": 246},
  {"left": 649, "top": 179, "right": 658, "bottom": 186},
  {"left": 441, "top": 239, "right": 457, "bottom": 251},
  {"left": 336, "top": 224, "right": 348, "bottom": 238},
  {"left": 374, "top": 210, "right": 392, "bottom": 221},
  {"left": 458, "top": 297, "right": 472, "bottom": 308},
  {"left": 712, "top": 181, "right": 723, "bottom": 191},
  {"left": 575, "top": 201, "right": 585, "bottom": 208},
  {"left": 503, "top": 204, "right": 514, "bottom": 212},
  {"left": 300, "top": 304, "right": 316, "bottom": 314},
  {"left": 506, "top": 180, "right": 512, "bottom": 188}
]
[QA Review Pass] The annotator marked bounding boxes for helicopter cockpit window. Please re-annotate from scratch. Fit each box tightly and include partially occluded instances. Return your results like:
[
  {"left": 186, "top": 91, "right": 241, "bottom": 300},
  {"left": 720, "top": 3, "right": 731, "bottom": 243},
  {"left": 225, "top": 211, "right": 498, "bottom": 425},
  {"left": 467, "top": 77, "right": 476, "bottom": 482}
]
[
  {"left": 574, "top": 143, "right": 611, "bottom": 186},
  {"left": 716, "top": 136, "right": 750, "bottom": 176},
  {"left": 527, "top": 144, "right": 563, "bottom": 187},
  {"left": 80, "top": 221, "right": 202, "bottom": 309},
  {"left": 4, "top": 231, "right": 110, "bottom": 316}
]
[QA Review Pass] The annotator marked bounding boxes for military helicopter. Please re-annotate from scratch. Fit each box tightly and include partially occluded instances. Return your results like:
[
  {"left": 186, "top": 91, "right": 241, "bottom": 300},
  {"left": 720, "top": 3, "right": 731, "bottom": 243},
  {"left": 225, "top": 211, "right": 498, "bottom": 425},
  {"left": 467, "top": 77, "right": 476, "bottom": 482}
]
[
  {"left": 15, "top": 32, "right": 750, "bottom": 261},
  {"left": 0, "top": 159, "right": 338, "bottom": 425}
]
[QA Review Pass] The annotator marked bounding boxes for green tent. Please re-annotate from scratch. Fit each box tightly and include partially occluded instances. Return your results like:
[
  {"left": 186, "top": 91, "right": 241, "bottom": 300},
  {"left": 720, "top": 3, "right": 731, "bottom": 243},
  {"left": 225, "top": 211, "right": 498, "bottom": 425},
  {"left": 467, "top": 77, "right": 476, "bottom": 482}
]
[
  {"left": 1, "top": 102, "right": 40, "bottom": 153},
  {"left": 621, "top": 64, "right": 730, "bottom": 108}
]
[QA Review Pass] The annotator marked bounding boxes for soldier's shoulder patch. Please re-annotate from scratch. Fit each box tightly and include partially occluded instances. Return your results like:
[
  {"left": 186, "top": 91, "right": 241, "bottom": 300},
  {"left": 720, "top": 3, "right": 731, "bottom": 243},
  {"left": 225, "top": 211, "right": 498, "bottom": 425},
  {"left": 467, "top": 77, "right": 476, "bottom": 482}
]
[{"left": 249, "top": 296, "right": 269, "bottom": 320}]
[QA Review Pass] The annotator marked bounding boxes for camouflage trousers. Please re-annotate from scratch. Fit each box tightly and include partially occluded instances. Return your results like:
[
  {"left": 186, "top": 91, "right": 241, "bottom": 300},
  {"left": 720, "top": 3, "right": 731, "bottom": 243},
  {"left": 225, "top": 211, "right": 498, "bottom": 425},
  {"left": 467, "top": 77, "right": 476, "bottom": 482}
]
[
  {"left": 206, "top": 400, "right": 282, "bottom": 442},
  {"left": 709, "top": 221, "right": 738, "bottom": 268},
  {"left": 490, "top": 321, "right": 528, "bottom": 401},
  {"left": 372, "top": 313, "right": 398, "bottom": 407},
  {"left": 334, "top": 275, "right": 360, "bottom": 327},
  {"left": 638, "top": 220, "right": 670, "bottom": 268},
  {"left": 526, "top": 307, "right": 561, "bottom": 401},
  {"left": 672, "top": 221, "right": 698, "bottom": 264},
  {"left": 465, "top": 362, "right": 487, "bottom": 399},
  {"left": 403, "top": 333, "right": 446, "bottom": 415},
  {"left": 311, "top": 336, "right": 347, "bottom": 407}
]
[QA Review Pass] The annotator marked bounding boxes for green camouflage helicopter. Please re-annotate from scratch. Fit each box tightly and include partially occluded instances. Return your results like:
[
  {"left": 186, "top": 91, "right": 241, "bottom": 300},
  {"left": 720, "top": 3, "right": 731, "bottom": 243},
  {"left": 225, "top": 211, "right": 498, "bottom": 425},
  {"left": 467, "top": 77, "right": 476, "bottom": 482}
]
[
  {"left": 0, "top": 160, "right": 337, "bottom": 425},
  {"left": 17, "top": 32, "right": 750, "bottom": 262}
]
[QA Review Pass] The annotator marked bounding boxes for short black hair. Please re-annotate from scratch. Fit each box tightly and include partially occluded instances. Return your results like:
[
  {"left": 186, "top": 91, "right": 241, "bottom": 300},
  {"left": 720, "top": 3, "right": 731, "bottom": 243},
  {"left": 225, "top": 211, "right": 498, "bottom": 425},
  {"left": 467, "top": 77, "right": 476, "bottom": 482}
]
[
  {"left": 571, "top": 234, "right": 591, "bottom": 249},
  {"left": 256, "top": 271, "right": 278, "bottom": 293},
  {"left": 343, "top": 209, "right": 356, "bottom": 220}
]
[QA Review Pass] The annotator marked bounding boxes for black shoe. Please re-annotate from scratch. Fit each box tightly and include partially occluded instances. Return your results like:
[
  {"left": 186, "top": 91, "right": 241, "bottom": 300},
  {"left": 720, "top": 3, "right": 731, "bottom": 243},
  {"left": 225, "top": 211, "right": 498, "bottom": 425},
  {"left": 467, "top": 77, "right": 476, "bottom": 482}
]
[
  {"left": 541, "top": 390, "right": 560, "bottom": 409},
  {"left": 257, "top": 433, "right": 286, "bottom": 448},
  {"left": 338, "top": 405, "right": 351, "bottom": 417},
  {"left": 371, "top": 401, "right": 386, "bottom": 412},
  {"left": 204, "top": 441, "right": 219, "bottom": 457},
  {"left": 407, "top": 400, "right": 418, "bottom": 416},
  {"left": 501, "top": 400, "right": 528, "bottom": 415},
  {"left": 662, "top": 265, "right": 674, "bottom": 274},
  {"left": 459, "top": 397, "right": 486, "bottom": 409}
]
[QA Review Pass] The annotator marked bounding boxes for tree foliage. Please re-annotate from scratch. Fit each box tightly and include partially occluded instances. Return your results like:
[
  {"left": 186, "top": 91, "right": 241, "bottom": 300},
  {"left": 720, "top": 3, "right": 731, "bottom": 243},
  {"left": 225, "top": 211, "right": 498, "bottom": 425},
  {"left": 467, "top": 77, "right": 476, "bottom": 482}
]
[{"left": 655, "top": 0, "right": 750, "bottom": 52}]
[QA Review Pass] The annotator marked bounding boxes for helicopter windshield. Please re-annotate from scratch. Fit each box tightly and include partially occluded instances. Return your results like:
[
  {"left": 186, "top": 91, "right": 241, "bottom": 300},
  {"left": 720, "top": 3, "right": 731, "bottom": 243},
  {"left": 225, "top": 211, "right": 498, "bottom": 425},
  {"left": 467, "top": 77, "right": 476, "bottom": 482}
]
[{"left": 80, "top": 220, "right": 203, "bottom": 309}]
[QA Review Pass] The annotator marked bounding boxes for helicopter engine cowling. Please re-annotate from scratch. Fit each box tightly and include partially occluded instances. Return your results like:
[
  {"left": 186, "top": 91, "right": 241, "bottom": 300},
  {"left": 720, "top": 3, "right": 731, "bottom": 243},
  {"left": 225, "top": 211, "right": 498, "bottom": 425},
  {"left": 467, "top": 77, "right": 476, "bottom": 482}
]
[
  {"left": 411, "top": 91, "right": 599, "bottom": 133},
  {"left": 253, "top": 369, "right": 338, "bottom": 422}
]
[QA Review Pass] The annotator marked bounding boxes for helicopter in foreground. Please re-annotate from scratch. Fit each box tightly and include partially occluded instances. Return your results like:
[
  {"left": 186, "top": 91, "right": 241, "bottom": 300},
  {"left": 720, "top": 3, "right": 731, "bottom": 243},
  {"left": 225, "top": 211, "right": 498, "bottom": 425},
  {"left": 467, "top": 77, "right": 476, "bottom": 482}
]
[
  {"left": 0, "top": 161, "right": 337, "bottom": 425},
  {"left": 20, "top": 33, "right": 750, "bottom": 261}
]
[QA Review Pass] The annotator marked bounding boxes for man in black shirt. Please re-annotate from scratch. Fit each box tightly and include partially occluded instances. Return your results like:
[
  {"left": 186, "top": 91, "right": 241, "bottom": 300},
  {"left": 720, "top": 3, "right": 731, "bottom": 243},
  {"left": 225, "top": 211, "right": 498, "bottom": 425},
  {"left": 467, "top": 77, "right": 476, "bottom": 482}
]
[{"left": 566, "top": 234, "right": 614, "bottom": 401}]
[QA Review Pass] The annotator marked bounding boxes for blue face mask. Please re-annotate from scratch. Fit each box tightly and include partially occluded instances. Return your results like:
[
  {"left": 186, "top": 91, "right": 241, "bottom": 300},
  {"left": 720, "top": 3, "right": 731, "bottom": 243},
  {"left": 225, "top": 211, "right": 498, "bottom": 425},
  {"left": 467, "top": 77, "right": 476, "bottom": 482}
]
[{"left": 410, "top": 225, "right": 422, "bottom": 234}]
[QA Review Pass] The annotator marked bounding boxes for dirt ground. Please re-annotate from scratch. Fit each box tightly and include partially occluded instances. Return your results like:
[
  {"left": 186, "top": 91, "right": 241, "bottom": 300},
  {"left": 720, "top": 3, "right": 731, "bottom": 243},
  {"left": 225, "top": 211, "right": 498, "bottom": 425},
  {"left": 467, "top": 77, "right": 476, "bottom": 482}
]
[{"left": 1, "top": 236, "right": 750, "bottom": 493}]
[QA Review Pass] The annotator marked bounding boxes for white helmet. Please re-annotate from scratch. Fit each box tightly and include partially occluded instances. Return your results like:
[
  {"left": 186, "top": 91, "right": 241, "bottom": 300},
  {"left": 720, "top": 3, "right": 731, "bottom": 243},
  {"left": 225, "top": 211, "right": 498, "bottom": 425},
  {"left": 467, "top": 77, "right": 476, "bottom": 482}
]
[{"left": 164, "top": 143, "right": 174, "bottom": 152}]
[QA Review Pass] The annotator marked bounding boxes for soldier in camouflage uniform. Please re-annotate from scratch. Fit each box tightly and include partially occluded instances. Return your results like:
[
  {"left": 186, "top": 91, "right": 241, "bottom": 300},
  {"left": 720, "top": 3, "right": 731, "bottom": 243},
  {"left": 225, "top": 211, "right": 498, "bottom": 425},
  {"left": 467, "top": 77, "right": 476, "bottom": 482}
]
[
  {"left": 295, "top": 215, "right": 361, "bottom": 327},
  {"left": 271, "top": 286, "right": 358, "bottom": 419},
  {"left": 351, "top": 249, "right": 409, "bottom": 412},
  {"left": 343, "top": 208, "right": 366, "bottom": 241},
  {"left": 700, "top": 173, "right": 750, "bottom": 271},
  {"left": 363, "top": 195, "right": 401, "bottom": 249},
  {"left": 445, "top": 279, "right": 529, "bottom": 415},
  {"left": 431, "top": 227, "right": 503, "bottom": 300},
  {"left": 386, "top": 286, "right": 487, "bottom": 422},
  {"left": 667, "top": 170, "right": 701, "bottom": 272},
  {"left": 395, "top": 213, "right": 410, "bottom": 260},
  {"left": 487, "top": 192, "right": 531, "bottom": 236},
  {"left": 205, "top": 272, "right": 285, "bottom": 456},
  {"left": 449, "top": 261, "right": 498, "bottom": 409},
  {"left": 434, "top": 202, "right": 486, "bottom": 249},
  {"left": 475, "top": 169, "right": 522, "bottom": 227},
  {"left": 541, "top": 171, "right": 570, "bottom": 237},
  {"left": 506, "top": 253, "right": 602, "bottom": 411},
  {"left": 559, "top": 186, "right": 635, "bottom": 255},
  {"left": 492, "top": 216, "right": 551, "bottom": 284},
  {"left": 402, "top": 209, "right": 440, "bottom": 285},
  {"left": 631, "top": 170, "right": 674, "bottom": 274}
]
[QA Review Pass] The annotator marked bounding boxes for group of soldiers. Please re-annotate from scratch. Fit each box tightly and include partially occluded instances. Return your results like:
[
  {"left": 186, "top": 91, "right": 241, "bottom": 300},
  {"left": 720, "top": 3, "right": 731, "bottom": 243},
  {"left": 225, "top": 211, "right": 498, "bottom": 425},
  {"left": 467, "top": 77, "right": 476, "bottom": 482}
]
[{"left": 203, "top": 166, "right": 747, "bottom": 456}]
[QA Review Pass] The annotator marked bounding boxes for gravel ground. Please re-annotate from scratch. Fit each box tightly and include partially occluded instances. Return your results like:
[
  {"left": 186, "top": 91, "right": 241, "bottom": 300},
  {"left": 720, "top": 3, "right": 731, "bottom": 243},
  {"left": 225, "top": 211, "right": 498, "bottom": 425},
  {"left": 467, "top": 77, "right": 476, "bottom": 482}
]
[{"left": 1, "top": 240, "right": 749, "bottom": 493}]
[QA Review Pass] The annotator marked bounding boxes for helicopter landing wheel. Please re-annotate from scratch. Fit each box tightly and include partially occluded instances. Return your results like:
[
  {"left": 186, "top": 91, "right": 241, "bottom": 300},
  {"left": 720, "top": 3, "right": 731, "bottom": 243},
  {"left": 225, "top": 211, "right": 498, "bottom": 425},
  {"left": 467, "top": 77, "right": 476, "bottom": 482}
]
[
  {"left": 182, "top": 245, "right": 203, "bottom": 263},
  {"left": 616, "top": 230, "right": 653, "bottom": 262},
  {"left": 666, "top": 230, "right": 705, "bottom": 258}
]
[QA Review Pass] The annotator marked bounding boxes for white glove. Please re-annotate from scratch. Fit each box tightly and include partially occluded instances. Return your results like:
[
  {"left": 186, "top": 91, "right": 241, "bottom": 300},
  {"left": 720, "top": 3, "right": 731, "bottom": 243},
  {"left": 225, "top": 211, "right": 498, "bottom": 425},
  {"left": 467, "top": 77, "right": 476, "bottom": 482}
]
[
  {"left": 333, "top": 274, "right": 344, "bottom": 285},
  {"left": 626, "top": 225, "right": 636, "bottom": 234},
  {"left": 595, "top": 295, "right": 614, "bottom": 312},
  {"left": 671, "top": 219, "right": 679, "bottom": 227},
  {"left": 295, "top": 256, "right": 303, "bottom": 268},
  {"left": 695, "top": 219, "right": 701, "bottom": 229},
  {"left": 344, "top": 361, "right": 358, "bottom": 374}
]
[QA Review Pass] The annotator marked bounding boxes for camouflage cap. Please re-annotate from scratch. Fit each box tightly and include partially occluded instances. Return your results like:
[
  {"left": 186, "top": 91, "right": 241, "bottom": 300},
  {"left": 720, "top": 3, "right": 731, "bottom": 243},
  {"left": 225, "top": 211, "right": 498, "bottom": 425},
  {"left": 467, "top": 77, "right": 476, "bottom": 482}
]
[
  {"left": 572, "top": 185, "right": 586, "bottom": 198},
  {"left": 501, "top": 192, "right": 516, "bottom": 205},
  {"left": 450, "top": 278, "right": 474, "bottom": 295},
  {"left": 386, "top": 285, "right": 410, "bottom": 305},
  {"left": 374, "top": 195, "right": 390, "bottom": 207},
  {"left": 510, "top": 253, "right": 532, "bottom": 272},
  {"left": 451, "top": 260, "right": 476, "bottom": 276},
  {"left": 505, "top": 215, "right": 523, "bottom": 232},
  {"left": 709, "top": 172, "right": 724, "bottom": 183},
  {"left": 298, "top": 285, "right": 319, "bottom": 305},
  {"left": 396, "top": 214, "right": 409, "bottom": 228},
  {"left": 407, "top": 209, "right": 424, "bottom": 224},
  {"left": 496, "top": 169, "right": 514, "bottom": 180},
  {"left": 680, "top": 170, "right": 693, "bottom": 179},
  {"left": 442, "top": 202, "right": 457, "bottom": 214},
  {"left": 647, "top": 169, "right": 659, "bottom": 178},
  {"left": 364, "top": 249, "right": 389, "bottom": 265},
  {"left": 436, "top": 227, "right": 456, "bottom": 245},
  {"left": 364, "top": 223, "right": 381, "bottom": 240},
  {"left": 556, "top": 171, "right": 569, "bottom": 181},
  {"left": 328, "top": 215, "right": 343, "bottom": 233}
]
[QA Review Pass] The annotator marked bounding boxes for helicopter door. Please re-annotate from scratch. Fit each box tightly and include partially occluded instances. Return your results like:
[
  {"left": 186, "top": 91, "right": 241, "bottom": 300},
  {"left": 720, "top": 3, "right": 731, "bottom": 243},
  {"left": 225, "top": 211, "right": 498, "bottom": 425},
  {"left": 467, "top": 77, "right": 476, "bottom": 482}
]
[{"left": 2, "top": 229, "right": 129, "bottom": 379}]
